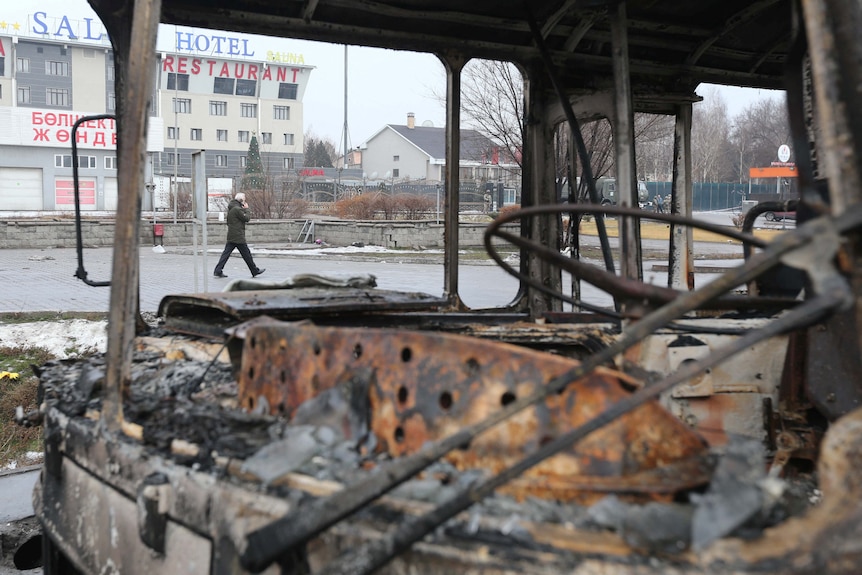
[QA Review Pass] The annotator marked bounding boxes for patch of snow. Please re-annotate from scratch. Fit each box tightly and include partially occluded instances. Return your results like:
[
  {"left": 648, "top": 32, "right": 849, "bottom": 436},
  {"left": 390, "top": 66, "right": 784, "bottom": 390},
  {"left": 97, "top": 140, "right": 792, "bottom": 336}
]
[
  {"left": 0, "top": 319, "right": 108, "bottom": 359},
  {"left": 256, "top": 245, "right": 444, "bottom": 256}
]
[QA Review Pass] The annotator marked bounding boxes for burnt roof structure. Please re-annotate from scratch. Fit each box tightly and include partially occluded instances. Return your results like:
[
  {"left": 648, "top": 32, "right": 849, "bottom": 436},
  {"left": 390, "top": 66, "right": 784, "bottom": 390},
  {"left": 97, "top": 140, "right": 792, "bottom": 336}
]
[{"left": 153, "top": 0, "right": 793, "bottom": 93}]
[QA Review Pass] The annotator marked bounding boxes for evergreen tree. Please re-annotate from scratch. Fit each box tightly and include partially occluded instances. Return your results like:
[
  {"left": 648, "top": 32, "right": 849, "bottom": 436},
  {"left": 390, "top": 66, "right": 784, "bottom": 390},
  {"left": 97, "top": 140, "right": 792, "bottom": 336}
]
[
  {"left": 242, "top": 133, "right": 265, "bottom": 191},
  {"left": 303, "top": 137, "right": 335, "bottom": 168}
]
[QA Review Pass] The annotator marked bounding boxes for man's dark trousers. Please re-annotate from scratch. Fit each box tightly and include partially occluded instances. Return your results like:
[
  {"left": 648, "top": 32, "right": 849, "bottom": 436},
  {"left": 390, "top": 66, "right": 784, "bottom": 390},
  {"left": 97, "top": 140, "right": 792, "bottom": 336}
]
[{"left": 214, "top": 242, "right": 257, "bottom": 274}]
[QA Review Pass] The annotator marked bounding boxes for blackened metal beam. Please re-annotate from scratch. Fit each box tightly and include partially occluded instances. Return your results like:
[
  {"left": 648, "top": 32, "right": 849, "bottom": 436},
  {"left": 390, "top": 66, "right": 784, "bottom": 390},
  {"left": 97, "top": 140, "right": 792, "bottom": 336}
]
[
  {"left": 441, "top": 53, "right": 466, "bottom": 308},
  {"left": 669, "top": 103, "right": 695, "bottom": 291},
  {"left": 99, "top": 0, "right": 163, "bottom": 430}
]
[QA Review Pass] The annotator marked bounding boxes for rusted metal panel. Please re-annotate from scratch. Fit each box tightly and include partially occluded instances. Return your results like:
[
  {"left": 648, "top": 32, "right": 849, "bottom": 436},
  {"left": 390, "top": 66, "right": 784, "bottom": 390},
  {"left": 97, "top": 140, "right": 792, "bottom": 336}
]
[{"left": 237, "top": 321, "right": 709, "bottom": 502}]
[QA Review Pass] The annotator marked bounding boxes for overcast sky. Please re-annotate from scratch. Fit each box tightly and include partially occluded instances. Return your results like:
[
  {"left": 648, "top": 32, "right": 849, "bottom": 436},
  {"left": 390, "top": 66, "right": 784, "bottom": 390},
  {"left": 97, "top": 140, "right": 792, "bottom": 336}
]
[{"left": 6, "top": 1, "right": 781, "bottom": 154}]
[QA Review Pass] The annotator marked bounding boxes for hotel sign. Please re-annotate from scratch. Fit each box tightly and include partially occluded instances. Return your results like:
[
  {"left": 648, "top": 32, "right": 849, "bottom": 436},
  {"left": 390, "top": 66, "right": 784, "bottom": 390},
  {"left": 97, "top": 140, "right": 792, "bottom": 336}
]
[{"left": 16, "top": 11, "right": 307, "bottom": 64}]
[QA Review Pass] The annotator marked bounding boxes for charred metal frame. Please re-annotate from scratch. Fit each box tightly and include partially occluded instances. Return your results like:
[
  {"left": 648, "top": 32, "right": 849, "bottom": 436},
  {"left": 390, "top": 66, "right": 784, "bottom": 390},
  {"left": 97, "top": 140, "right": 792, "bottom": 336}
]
[{"left": 72, "top": 114, "right": 117, "bottom": 288}]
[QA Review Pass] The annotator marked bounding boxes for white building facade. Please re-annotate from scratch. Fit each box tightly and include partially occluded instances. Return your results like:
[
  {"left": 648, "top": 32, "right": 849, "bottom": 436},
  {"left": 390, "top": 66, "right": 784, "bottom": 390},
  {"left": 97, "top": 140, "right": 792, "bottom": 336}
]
[{"left": 0, "top": 11, "right": 312, "bottom": 211}]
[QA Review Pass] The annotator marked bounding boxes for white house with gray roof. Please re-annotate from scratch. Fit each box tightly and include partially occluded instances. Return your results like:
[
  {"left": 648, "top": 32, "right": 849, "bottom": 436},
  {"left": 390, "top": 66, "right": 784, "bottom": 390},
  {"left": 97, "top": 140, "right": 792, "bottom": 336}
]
[{"left": 359, "top": 113, "right": 521, "bottom": 188}]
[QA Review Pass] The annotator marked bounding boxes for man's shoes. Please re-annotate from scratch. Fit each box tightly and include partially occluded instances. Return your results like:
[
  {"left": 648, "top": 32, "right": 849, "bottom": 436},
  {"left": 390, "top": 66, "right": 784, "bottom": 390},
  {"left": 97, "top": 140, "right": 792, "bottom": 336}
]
[
  {"left": 214, "top": 271, "right": 228, "bottom": 278},
  {"left": 252, "top": 268, "right": 266, "bottom": 278}
]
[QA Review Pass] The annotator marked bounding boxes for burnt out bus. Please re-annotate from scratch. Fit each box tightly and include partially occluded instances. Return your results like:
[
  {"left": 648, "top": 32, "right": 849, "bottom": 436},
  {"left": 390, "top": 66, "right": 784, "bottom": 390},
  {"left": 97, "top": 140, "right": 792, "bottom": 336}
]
[{"left": 27, "top": 0, "right": 862, "bottom": 574}]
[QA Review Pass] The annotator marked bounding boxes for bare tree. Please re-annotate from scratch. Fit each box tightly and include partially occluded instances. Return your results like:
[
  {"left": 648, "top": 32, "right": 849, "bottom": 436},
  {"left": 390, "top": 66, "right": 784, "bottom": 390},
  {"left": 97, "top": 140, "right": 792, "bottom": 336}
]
[
  {"left": 461, "top": 60, "right": 526, "bottom": 170},
  {"left": 730, "top": 95, "right": 791, "bottom": 175},
  {"left": 635, "top": 114, "right": 675, "bottom": 182},
  {"left": 691, "top": 87, "right": 735, "bottom": 182},
  {"left": 456, "top": 59, "right": 679, "bottom": 194}
]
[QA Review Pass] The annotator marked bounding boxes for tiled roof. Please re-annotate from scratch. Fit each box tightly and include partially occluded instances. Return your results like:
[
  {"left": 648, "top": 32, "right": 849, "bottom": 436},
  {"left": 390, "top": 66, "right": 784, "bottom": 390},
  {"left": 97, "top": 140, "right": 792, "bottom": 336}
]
[{"left": 387, "top": 125, "right": 498, "bottom": 163}]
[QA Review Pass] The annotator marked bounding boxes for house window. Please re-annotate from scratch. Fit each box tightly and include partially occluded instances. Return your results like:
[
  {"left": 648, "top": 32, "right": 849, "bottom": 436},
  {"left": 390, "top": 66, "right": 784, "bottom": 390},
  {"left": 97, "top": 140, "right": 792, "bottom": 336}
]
[
  {"left": 47, "top": 88, "right": 70, "bottom": 106},
  {"left": 17, "top": 58, "right": 30, "bottom": 73},
  {"left": 167, "top": 72, "right": 189, "bottom": 91},
  {"left": 173, "top": 98, "right": 191, "bottom": 113},
  {"left": 240, "top": 156, "right": 248, "bottom": 168},
  {"left": 278, "top": 83, "right": 298, "bottom": 99},
  {"left": 238, "top": 130, "right": 250, "bottom": 143},
  {"left": 273, "top": 105, "right": 290, "bottom": 120},
  {"left": 240, "top": 103, "right": 257, "bottom": 118},
  {"left": 106, "top": 65, "right": 114, "bottom": 81},
  {"left": 459, "top": 167, "right": 473, "bottom": 179},
  {"left": 0, "top": 60, "right": 4, "bottom": 76},
  {"left": 261, "top": 132, "right": 272, "bottom": 145},
  {"left": 283, "top": 133, "right": 294, "bottom": 146},
  {"left": 393, "top": 169, "right": 400, "bottom": 178},
  {"left": 46, "top": 61, "right": 70, "bottom": 76},
  {"left": 165, "top": 153, "right": 175, "bottom": 166},
  {"left": 209, "top": 101, "right": 227, "bottom": 116},
  {"left": 167, "top": 126, "right": 178, "bottom": 140},
  {"left": 214, "top": 77, "right": 234, "bottom": 95},
  {"left": 215, "top": 154, "right": 228, "bottom": 167},
  {"left": 190, "top": 128, "right": 202, "bottom": 141},
  {"left": 105, "top": 156, "right": 117, "bottom": 170},
  {"left": 54, "top": 155, "right": 96, "bottom": 168},
  {"left": 393, "top": 155, "right": 400, "bottom": 162},
  {"left": 235, "top": 79, "right": 256, "bottom": 97},
  {"left": 216, "top": 129, "right": 228, "bottom": 142},
  {"left": 284, "top": 157, "right": 295, "bottom": 170},
  {"left": 18, "top": 86, "right": 30, "bottom": 104},
  {"left": 107, "top": 93, "right": 116, "bottom": 111}
]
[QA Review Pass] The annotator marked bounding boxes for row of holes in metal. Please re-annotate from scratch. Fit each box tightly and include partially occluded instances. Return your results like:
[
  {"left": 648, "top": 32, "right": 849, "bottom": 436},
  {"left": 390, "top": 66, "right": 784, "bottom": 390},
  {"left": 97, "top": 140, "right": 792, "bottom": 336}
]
[{"left": 246, "top": 336, "right": 520, "bottom": 443}]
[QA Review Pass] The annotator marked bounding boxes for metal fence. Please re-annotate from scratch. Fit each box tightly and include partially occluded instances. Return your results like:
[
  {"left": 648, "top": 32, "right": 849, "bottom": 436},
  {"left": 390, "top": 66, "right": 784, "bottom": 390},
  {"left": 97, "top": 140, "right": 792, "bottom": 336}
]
[{"left": 645, "top": 182, "right": 784, "bottom": 211}]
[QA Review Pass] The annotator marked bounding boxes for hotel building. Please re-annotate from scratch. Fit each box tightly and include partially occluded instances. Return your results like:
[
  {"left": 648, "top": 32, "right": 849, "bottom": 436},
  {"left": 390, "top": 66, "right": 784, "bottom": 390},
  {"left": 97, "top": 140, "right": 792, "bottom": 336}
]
[{"left": 0, "top": 14, "right": 311, "bottom": 211}]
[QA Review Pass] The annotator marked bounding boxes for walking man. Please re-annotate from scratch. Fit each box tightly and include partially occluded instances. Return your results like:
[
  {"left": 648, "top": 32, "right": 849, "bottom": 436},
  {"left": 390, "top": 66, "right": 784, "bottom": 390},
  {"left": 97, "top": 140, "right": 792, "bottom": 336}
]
[
  {"left": 213, "top": 192, "right": 265, "bottom": 278},
  {"left": 655, "top": 193, "right": 664, "bottom": 214}
]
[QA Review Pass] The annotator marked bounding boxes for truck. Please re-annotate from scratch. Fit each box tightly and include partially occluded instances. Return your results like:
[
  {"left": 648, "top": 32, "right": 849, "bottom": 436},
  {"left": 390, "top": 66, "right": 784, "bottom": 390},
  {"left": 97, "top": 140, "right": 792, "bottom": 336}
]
[{"left": 594, "top": 177, "right": 650, "bottom": 206}]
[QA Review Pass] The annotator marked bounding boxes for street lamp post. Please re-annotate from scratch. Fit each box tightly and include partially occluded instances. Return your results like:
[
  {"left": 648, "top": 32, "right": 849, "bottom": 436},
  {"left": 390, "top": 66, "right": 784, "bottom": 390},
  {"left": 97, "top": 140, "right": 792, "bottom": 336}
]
[{"left": 436, "top": 183, "right": 441, "bottom": 224}]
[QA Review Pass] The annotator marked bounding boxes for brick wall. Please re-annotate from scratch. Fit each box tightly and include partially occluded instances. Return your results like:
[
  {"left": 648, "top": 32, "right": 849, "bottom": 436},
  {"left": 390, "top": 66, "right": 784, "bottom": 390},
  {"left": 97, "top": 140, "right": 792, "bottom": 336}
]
[{"left": 0, "top": 219, "right": 517, "bottom": 250}]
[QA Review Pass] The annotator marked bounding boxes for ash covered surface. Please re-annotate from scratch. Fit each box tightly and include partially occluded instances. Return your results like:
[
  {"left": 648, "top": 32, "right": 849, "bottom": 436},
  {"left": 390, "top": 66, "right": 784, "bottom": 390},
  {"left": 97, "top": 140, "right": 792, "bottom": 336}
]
[{"left": 34, "top": 348, "right": 821, "bottom": 563}]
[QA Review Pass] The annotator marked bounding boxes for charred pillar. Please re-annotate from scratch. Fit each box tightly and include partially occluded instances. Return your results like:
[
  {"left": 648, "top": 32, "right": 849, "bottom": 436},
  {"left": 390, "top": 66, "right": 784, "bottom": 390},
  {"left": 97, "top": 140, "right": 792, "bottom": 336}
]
[
  {"left": 669, "top": 103, "right": 695, "bottom": 290},
  {"left": 800, "top": 0, "right": 862, "bottom": 414},
  {"left": 610, "top": 2, "right": 643, "bottom": 284},
  {"left": 90, "top": 0, "right": 163, "bottom": 428},
  {"left": 523, "top": 62, "right": 564, "bottom": 315},
  {"left": 441, "top": 53, "right": 466, "bottom": 308}
]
